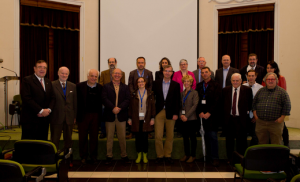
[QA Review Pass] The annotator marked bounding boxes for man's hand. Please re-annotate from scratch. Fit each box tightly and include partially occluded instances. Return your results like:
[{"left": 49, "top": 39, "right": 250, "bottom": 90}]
[
  {"left": 113, "top": 107, "right": 121, "bottom": 114},
  {"left": 199, "top": 112, "right": 204, "bottom": 118},
  {"left": 181, "top": 115, "right": 187, "bottom": 122},
  {"left": 150, "top": 119, "right": 154, "bottom": 125},
  {"left": 203, "top": 112, "right": 211, "bottom": 120},
  {"left": 251, "top": 118, "right": 256, "bottom": 123},
  {"left": 127, "top": 120, "right": 132, "bottom": 125},
  {"left": 172, "top": 115, "right": 178, "bottom": 121},
  {"left": 275, "top": 116, "right": 285, "bottom": 123},
  {"left": 41, "top": 109, "right": 50, "bottom": 117},
  {"left": 253, "top": 110, "right": 258, "bottom": 120},
  {"left": 37, "top": 113, "right": 43, "bottom": 117}
]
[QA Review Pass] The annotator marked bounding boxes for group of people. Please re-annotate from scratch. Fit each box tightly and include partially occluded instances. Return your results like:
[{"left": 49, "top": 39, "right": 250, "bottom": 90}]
[{"left": 20, "top": 53, "right": 291, "bottom": 167}]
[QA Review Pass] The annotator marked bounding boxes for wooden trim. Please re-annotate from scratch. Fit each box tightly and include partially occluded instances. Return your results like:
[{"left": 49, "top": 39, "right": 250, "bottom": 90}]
[
  {"left": 21, "top": 0, "right": 80, "bottom": 12},
  {"left": 218, "top": 3, "right": 274, "bottom": 16}
]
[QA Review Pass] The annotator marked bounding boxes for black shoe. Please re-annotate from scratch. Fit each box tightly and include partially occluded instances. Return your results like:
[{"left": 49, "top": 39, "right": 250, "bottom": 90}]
[
  {"left": 121, "top": 156, "right": 131, "bottom": 163},
  {"left": 99, "top": 133, "right": 106, "bottom": 139},
  {"left": 81, "top": 158, "right": 87, "bottom": 165},
  {"left": 155, "top": 158, "right": 164, "bottom": 163},
  {"left": 165, "top": 157, "right": 174, "bottom": 164},
  {"left": 105, "top": 157, "right": 113, "bottom": 164},
  {"left": 177, "top": 133, "right": 182, "bottom": 138},
  {"left": 212, "top": 159, "right": 219, "bottom": 167},
  {"left": 91, "top": 158, "right": 98, "bottom": 165}
]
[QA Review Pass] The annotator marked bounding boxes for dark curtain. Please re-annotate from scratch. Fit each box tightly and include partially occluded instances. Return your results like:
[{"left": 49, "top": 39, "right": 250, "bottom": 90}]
[
  {"left": 218, "top": 11, "right": 274, "bottom": 69},
  {"left": 20, "top": 5, "right": 79, "bottom": 83},
  {"left": 20, "top": 26, "right": 49, "bottom": 80}
]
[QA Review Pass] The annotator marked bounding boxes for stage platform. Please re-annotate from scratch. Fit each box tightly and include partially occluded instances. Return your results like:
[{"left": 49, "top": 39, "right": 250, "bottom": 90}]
[{"left": 1, "top": 127, "right": 300, "bottom": 160}]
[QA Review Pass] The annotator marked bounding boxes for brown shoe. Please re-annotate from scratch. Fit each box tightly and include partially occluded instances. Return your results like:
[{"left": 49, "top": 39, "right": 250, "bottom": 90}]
[
  {"left": 148, "top": 133, "right": 154, "bottom": 139},
  {"left": 126, "top": 133, "right": 132, "bottom": 139},
  {"left": 180, "top": 156, "right": 189, "bottom": 162},
  {"left": 186, "top": 156, "right": 196, "bottom": 163}
]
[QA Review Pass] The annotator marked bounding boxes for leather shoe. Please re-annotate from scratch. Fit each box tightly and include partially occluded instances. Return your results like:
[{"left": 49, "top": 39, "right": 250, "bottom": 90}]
[
  {"left": 105, "top": 157, "right": 113, "bottom": 164},
  {"left": 180, "top": 156, "right": 189, "bottom": 162},
  {"left": 81, "top": 158, "right": 86, "bottom": 165},
  {"left": 212, "top": 159, "right": 219, "bottom": 167},
  {"left": 165, "top": 157, "right": 174, "bottom": 164},
  {"left": 126, "top": 133, "right": 132, "bottom": 139},
  {"left": 99, "top": 133, "right": 106, "bottom": 139},
  {"left": 148, "top": 133, "right": 154, "bottom": 139},
  {"left": 186, "top": 156, "right": 196, "bottom": 163},
  {"left": 121, "top": 156, "right": 131, "bottom": 163},
  {"left": 155, "top": 158, "right": 164, "bottom": 163}
]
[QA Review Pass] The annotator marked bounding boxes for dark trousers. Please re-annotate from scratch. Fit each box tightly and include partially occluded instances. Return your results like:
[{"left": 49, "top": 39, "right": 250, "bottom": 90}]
[
  {"left": 78, "top": 113, "right": 99, "bottom": 160},
  {"left": 21, "top": 119, "right": 49, "bottom": 140},
  {"left": 101, "top": 107, "right": 106, "bottom": 134},
  {"left": 248, "top": 118, "right": 258, "bottom": 146},
  {"left": 282, "top": 122, "right": 289, "bottom": 147},
  {"left": 135, "top": 120, "right": 148, "bottom": 152},
  {"left": 226, "top": 116, "right": 247, "bottom": 160},
  {"left": 50, "top": 121, "right": 73, "bottom": 151},
  {"left": 204, "top": 131, "right": 219, "bottom": 161},
  {"left": 182, "top": 120, "right": 197, "bottom": 157}
]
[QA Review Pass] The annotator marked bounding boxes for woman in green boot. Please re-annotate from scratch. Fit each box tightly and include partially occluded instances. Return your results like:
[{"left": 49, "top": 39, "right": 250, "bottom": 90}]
[{"left": 128, "top": 77, "right": 155, "bottom": 163}]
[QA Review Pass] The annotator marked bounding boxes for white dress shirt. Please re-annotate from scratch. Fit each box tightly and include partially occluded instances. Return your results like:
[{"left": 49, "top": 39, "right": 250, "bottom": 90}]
[
  {"left": 231, "top": 86, "right": 240, "bottom": 116},
  {"left": 243, "top": 82, "right": 263, "bottom": 118},
  {"left": 222, "top": 66, "right": 230, "bottom": 88}
]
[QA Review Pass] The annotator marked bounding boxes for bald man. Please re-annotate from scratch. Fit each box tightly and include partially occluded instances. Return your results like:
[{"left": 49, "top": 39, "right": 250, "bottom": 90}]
[
  {"left": 50, "top": 67, "right": 77, "bottom": 152},
  {"left": 77, "top": 69, "right": 103, "bottom": 164}
]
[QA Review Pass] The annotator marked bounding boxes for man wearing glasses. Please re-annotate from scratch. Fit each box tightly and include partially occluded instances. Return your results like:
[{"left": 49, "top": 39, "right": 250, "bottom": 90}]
[{"left": 253, "top": 72, "right": 291, "bottom": 145}]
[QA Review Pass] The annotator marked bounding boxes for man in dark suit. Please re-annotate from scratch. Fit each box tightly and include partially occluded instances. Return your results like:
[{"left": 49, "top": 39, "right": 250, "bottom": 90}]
[
  {"left": 193, "top": 57, "right": 215, "bottom": 84},
  {"left": 239, "top": 53, "right": 265, "bottom": 84},
  {"left": 20, "top": 60, "right": 55, "bottom": 140},
  {"left": 50, "top": 67, "right": 77, "bottom": 151},
  {"left": 77, "top": 69, "right": 102, "bottom": 164},
  {"left": 152, "top": 65, "right": 180, "bottom": 164},
  {"left": 222, "top": 73, "right": 253, "bottom": 162},
  {"left": 196, "top": 66, "right": 221, "bottom": 166},
  {"left": 102, "top": 68, "right": 130, "bottom": 164},
  {"left": 215, "top": 55, "right": 239, "bottom": 89}
]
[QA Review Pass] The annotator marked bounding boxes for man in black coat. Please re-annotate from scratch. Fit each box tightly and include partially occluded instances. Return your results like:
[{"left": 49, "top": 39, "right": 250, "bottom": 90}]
[
  {"left": 77, "top": 69, "right": 102, "bottom": 164},
  {"left": 215, "top": 55, "right": 239, "bottom": 89},
  {"left": 102, "top": 68, "right": 130, "bottom": 164},
  {"left": 239, "top": 53, "right": 265, "bottom": 84},
  {"left": 221, "top": 73, "right": 253, "bottom": 162},
  {"left": 196, "top": 66, "right": 221, "bottom": 166},
  {"left": 152, "top": 65, "right": 180, "bottom": 163},
  {"left": 20, "top": 60, "right": 55, "bottom": 140}
]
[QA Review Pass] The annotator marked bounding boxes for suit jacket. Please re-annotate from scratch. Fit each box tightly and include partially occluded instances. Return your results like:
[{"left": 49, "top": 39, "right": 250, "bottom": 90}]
[
  {"left": 221, "top": 85, "right": 253, "bottom": 130},
  {"left": 98, "top": 69, "right": 125, "bottom": 86},
  {"left": 196, "top": 79, "right": 221, "bottom": 131},
  {"left": 179, "top": 89, "right": 199, "bottom": 121},
  {"left": 152, "top": 79, "right": 180, "bottom": 120},
  {"left": 239, "top": 65, "right": 265, "bottom": 84},
  {"left": 76, "top": 81, "right": 102, "bottom": 123},
  {"left": 193, "top": 69, "right": 215, "bottom": 84},
  {"left": 50, "top": 80, "right": 77, "bottom": 125},
  {"left": 20, "top": 74, "right": 56, "bottom": 124},
  {"left": 102, "top": 82, "right": 130, "bottom": 122},
  {"left": 215, "top": 67, "right": 239, "bottom": 89},
  {"left": 128, "top": 69, "right": 153, "bottom": 93}
]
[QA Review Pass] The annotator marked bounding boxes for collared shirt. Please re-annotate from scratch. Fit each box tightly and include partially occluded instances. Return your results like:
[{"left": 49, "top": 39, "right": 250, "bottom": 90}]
[
  {"left": 87, "top": 82, "right": 97, "bottom": 88},
  {"left": 35, "top": 74, "right": 45, "bottom": 91},
  {"left": 231, "top": 86, "right": 240, "bottom": 116},
  {"left": 243, "top": 82, "right": 263, "bottom": 118},
  {"left": 222, "top": 66, "right": 230, "bottom": 88},
  {"left": 253, "top": 86, "right": 291, "bottom": 121},
  {"left": 162, "top": 79, "right": 171, "bottom": 101},
  {"left": 59, "top": 80, "right": 67, "bottom": 88},
  {"left": 246, "top": 65, "right": 256, "bottom": 72}
]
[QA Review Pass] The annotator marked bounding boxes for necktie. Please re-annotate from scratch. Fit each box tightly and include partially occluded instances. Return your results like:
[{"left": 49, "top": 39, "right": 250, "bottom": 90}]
[
  {"left": 40, "top": 79, "right": 44, "bottom": 90},
  {"left": 232, "top": 88, "right": 237, "bottom": 116},
  {"left": 62, "top": 82, "right": 66, "bottom": 89}
]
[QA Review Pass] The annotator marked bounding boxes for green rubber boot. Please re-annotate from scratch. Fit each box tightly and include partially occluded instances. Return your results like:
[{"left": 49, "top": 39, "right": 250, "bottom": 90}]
[
  {"left": 136, "top": 152, "right": 142, "bottom": 163},
  {"left": 143, "top": 152, "right": 148, "bottom": 163}
]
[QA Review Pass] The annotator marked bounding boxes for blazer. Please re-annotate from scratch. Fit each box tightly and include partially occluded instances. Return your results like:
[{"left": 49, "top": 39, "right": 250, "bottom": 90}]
[
  {"left": 179, "top": 88, "right": 199, "bottom": 121},
  {"left": 128, "top": 89, "right": 155, "bottom": 132},
  {"left": 76, "top": 81, "right": 102, "bottom": 123},
  {"left": 102, "top": 82, "right": 130, "bottom": 122},
  {"left": 98, "top": 69, "right": 125, "bottom": 86},
  {"left": 128, "top": 69, "right": 153, "bottom": 93},
  {"left": 20, "top": 74, "right": 56, "bottom": 124},
  {"left": 196, "top": 79, "right": 221, "bottom": 131},
  {"left": 193, "top": 69, "right": 215, "bottom": 84},
  {"left": 215, "top": 67, "right": 239, "bottom": 89},
  {"left": 239, "top": 65, "right": 265, "bottom": 84},
  {"left": 172, "top": 71, "right": 196, "bottom": 92},
  {"left": 50, "top": 80, "right": 77, "bottom": 125},
  {"left": 221, "top": 85, "right": 253, "bottom": 130},
  {"left": 152, "top": 79, "right": 180, "bottom": 120}
]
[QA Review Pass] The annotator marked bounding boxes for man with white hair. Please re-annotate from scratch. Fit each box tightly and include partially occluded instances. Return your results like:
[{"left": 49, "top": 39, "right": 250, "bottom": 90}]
[
  {"left": 222, "top": 73, "right": 253, "bottom": 162},
  {"left": 193, "top": 57, "right": 215, "bottom": 84},
  {"left": 253, "top": 72, "right": 291, "bottom": 145},
  {"left": 76, "top": 69, "right": 103, "bottom": 164}
]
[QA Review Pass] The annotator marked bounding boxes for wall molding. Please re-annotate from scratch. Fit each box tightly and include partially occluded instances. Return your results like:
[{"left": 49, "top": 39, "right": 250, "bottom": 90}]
[{"left": 209, "top": 0, "right": 254, "bottom": 4}]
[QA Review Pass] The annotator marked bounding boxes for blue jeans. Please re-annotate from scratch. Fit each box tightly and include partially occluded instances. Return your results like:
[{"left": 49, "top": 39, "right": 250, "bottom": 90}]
[{"left": 204, "top": 131, "right": 219, "bottom": 161}]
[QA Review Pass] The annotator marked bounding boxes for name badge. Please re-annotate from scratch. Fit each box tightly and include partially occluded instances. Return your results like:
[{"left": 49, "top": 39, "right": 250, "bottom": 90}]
[
  {"left": 202, "top": 100, "right": 206, "bottom": 104},
  {"left": 182, "top": 110, "right": 185, "bottom": 115},
  {"left": 139, "top": 113, "right": 145, "bottom": 117}
]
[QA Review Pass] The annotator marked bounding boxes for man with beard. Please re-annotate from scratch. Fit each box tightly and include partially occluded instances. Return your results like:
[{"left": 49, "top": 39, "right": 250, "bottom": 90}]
[{"left": 239, "top": 53, "right": 265, "bottom": 84}]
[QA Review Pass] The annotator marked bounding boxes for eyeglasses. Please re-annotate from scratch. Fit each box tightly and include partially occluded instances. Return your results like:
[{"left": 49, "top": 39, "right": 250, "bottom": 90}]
[
  {"left": 266, "top": 79, "right": 276, "bottom": 82},
  {"left": 163, "top": 70, "right": 173, "bottom": 73}
]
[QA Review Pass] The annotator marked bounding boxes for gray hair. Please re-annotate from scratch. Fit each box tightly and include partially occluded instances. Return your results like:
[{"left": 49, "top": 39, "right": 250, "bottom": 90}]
[
  {"left": 231, "top": 73, "right": 242, "bottom": 80},
  {"left": 263, "top": 72, "right": 278, "bottom": 84},
  {"left": 179, "top": 59, "right": 188, "bottom": 65},
  {"left": 87, "top": 69, "right": 100, "bottom": 77}
]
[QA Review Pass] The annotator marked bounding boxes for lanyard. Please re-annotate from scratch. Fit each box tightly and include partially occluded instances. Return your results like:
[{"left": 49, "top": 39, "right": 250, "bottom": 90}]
[
  {"left": 137, "top": 69, "right": 145, "bottom": 77},
  {"left": 203, "top": 83, "right": 208, "bottom": 99},
  {"left": 138, "top": 89, "right": 146, "bottom": 109},
  {"left": 183, "top": 90, "right": 191, "bottom": 106}
]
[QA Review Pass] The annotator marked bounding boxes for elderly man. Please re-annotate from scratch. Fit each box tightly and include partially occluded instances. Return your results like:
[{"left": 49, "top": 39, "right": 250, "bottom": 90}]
[
  {"left": 50, "top": 67, "right": 77, "bottom": 151},
  {"left": 102, "top": 68, "right": 130, "bottom": 164},
  {"left": 20, "top": 60, "right": 55, "bottom": 140},
  {"left": 215, "top": 55, "right": 239, "bottom": 89},
  {"left": 240, "top": 53, "right": 265, "bottom": 84},
  {"left": 222, "top": 73, "right": 253, "bottom": 161},
  {"left": 253, "top": 72, "right": 291, "bottom": 145},
  {"left": 193, "top": 57, "right": 215, "bottom": 84},
  {"left": 77, "top": 69, "right": 102, "bottom": 164}
]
